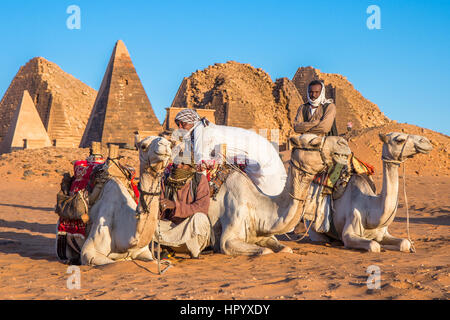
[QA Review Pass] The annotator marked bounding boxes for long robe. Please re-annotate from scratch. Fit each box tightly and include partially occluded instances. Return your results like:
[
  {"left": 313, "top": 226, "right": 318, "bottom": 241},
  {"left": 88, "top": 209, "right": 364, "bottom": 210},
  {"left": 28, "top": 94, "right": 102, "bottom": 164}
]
[{"left": 181, "top": 121, "right": 287, "bottom": 196}]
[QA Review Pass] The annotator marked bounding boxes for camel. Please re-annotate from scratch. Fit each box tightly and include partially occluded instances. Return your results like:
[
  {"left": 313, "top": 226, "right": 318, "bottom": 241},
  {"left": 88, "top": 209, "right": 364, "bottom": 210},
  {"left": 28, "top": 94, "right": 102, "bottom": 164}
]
[
  {"left": 306, "top": 132, "right": 433, "bottom": 252},
  {"left": 205, "top": 134, "right": 352, "bottom": 255},
  {"left": 80, "top": 136, "right": 172, "bottom": 265}
]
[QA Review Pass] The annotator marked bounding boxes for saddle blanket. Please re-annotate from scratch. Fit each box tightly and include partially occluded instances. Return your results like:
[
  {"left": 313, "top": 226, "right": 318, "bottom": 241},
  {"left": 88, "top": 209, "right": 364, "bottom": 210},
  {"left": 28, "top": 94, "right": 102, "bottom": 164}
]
[
  {"left": 70, "top": 159, "right": 105, "bottom": 194},
  {"left": 303, "top": 182, "right": 333, "bottom": 233},
  {"left": 313, "top": 154, "right": 374, "bottom": 189},
  {"left": 57, "top": 218, "right": 86, "bottom": 237}
]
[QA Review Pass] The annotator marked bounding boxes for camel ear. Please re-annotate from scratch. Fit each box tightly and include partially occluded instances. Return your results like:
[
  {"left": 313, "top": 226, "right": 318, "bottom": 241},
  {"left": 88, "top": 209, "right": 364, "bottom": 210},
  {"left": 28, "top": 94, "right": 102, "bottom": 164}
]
[
  {"left": 309, "top": 136, "right": 322, "bottom": 147},
  {"left": 394, "top": 135, "right": 406, "bottom": 143},
  {"left": 289, "top": 136, "right": 301, "bottom": 147},
  {"left": 378, "top": 133, "right": 389, "bottom": 143}
]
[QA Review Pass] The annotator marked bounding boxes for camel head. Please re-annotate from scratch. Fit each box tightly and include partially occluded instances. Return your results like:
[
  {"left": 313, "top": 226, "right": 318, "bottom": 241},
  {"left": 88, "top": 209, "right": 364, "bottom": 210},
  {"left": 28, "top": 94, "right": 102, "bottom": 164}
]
[
  {"left": 379, "top": 132, "right": 433, "bottom": 162},
  {"left": 133, "top": 135, "right": 173, "bottom": 248},
  {"left": 289, "top": 134, "right": 351, "bottom": 174},
  {"left": 136, "top": 135, "right": 172, "bottom": 174},
  {"left": 321, "top": 136, "right": 352, "bottom": 166}
]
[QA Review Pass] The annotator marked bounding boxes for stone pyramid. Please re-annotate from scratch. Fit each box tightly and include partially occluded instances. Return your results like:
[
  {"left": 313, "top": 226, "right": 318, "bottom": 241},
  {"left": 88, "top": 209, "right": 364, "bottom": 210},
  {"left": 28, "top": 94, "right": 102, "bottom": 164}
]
[
  {"left": 0, "top": 90, "right": 51, "bottom": 154},
  {"left": 169, "top": 61, "right": 303, "bottom": 145},
  {"left": 80, "top": 40, "right": 162, "bottom": 148},
  {"left": 0, "top": 57, "right": 97, "bottom": 148}
]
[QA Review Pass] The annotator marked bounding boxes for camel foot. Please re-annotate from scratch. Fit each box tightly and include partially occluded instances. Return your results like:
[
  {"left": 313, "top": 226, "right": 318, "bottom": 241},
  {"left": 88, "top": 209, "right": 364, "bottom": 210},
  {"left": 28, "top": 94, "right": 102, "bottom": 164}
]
[
  {"left": 133, "top": 247, "right": 154, "bottom": 261},
  {"left": 399, "top": 239, "right": 411, "bottom": 252},
  {"left": 260, "top": 248, "right": 274, "bottom": 255},
  {"left": 368, "top": 241, "right": 381, "bottom": 253},
  {"left": 279, "top": 246, "right": 293, "bottom": 254}
]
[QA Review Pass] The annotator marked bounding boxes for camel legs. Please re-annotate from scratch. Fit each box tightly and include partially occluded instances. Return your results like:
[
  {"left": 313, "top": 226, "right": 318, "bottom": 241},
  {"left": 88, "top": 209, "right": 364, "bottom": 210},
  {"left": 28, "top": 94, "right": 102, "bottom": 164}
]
[
  {"left": 107, "top": 246, "right": 154, "bottom": 261},
  {"left": 380, "top": 231, "right": 411, "bottom": 252},
  {"left": 81, "top": 223, "right": 116, "bottom": 265},
  {"left": 81, "top": 238, "right": 115, "bottom": 265},
  {"left": 342, "top": 213, "right": 381, "bottom": 252},
  {"left": 256, "top": 236, "right": 293, "bottom": 253},
  {"left": 132, "top": 246, "right": 154, "bottom": 261},
  {"left": 221, "top": 237, "right": 273, "bottom": 256}
]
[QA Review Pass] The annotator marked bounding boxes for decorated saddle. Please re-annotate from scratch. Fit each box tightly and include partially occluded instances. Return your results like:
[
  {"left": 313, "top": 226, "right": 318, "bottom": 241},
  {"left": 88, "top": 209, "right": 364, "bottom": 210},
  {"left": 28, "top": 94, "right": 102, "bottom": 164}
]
[
  {"left": 302, "top": 154, "right": 375, "bottom": 236},
  {"left": 56, "top": 157, "right": 106, "bottom": 237},
  {"left": 55, "top": 153, "right": 139, "bottom": 263}
]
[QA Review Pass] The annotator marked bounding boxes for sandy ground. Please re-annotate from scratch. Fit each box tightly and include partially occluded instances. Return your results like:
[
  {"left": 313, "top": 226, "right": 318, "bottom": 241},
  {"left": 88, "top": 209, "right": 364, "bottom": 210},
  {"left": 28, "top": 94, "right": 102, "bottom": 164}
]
[{"left": 0, "top": 171, "right": 448, "bottom": 300}]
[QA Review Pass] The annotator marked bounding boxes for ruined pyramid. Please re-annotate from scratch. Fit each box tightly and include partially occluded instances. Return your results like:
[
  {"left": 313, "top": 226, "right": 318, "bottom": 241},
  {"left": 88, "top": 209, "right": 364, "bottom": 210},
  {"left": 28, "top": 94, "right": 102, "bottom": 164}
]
[
  {"left": 80, "top": 40, "right": 162, "bottom": 148},
  {"left": 0, "top": 57, "right": 97, "bottom": 148},
  {"left": 0, "top": 90, "right": 51, "bottom": 154},
  {"left": 169, "top": 61, "right": 303, "bottom": 146}
]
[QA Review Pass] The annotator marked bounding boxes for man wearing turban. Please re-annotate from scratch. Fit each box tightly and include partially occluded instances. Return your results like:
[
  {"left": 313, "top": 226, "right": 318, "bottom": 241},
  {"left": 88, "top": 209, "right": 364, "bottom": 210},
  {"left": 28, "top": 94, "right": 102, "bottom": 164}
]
[
  {"left": 173, "top": 109, "right": 287, "bottom": 197},
  {"left": 293, "top": 80, "right": 338, "bottom": 136}
]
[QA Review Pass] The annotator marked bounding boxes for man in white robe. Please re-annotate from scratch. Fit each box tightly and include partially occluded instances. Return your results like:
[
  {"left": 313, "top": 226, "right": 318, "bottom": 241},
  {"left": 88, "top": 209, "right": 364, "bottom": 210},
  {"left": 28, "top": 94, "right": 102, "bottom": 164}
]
[{"left": 173, "top": 109, "right": 287, "bottom": 196}]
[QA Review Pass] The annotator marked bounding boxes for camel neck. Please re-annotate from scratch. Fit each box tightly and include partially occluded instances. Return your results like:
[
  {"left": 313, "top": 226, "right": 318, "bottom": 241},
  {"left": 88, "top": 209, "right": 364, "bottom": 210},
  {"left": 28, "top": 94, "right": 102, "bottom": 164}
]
[
  {"left": 266, "top": 165, "right": 314, "bottom": 234},
  {"left": 375, "top": 160, "right": 400, "bottom": 228}
]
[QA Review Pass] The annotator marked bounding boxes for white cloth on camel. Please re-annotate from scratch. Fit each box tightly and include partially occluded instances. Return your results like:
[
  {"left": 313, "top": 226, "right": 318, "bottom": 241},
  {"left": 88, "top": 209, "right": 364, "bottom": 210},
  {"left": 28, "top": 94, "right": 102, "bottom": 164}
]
[
  {"left": 182, "top": 121, "right": 287, "bottom": 196},
  {"left": 155, "top": 213, "right": 211, "bottom": 258}
]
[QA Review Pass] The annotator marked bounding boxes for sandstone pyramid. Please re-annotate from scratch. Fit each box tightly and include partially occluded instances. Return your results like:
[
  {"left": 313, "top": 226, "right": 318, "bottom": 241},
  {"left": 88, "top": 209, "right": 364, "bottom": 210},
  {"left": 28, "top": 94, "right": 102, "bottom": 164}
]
[
  {"left": 292, "top": 66, "right": 390, "bottom": 133},
  {"left": 0, "top": 90, "right": 51, "bottom": 154},
  {"left": 169, "top": 61, "right": 303, "bottom": 146},
  {"left": 0, "top": 57, "right": 97, "bottom": 147},
  {"left": 80, "top": 40, "right": 162, "bottom": 148}
]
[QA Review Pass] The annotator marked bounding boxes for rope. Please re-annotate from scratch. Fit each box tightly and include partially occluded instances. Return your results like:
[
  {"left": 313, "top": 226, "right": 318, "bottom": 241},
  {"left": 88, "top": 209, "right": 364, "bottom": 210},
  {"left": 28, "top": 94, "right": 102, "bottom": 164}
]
[
  {"left": 402, "top": 162, "right": 416, "bottom": 253},
  {"left": 296, "top": 216, "right": 313, "bottom": 242}
]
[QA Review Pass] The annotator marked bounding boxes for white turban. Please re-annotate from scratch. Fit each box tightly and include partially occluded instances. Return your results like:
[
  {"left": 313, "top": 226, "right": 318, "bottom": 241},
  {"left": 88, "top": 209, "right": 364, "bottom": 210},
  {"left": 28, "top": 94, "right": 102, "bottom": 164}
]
[
  {"left": 174, "top": 109, "right": 201, "bottom": 125},
  {"left": 307, "top": 81, "right": 334, "bottom": 107}
]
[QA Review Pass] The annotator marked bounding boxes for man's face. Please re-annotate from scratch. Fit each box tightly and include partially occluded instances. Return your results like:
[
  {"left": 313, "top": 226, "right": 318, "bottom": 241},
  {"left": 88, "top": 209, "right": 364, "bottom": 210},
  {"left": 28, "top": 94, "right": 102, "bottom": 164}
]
[
  {"left": 309, "top": 84, "right": 322, "bottom": 101},
  {"left": 176, "top": 121, "right": 194, "bottom": 131}
]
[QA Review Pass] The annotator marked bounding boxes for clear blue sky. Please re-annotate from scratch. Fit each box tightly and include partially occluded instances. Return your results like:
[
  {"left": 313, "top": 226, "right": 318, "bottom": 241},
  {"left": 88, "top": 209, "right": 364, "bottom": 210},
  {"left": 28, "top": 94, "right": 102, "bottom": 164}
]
[{"left": 0, "top": 0, "right": 449, "bottom": 135}]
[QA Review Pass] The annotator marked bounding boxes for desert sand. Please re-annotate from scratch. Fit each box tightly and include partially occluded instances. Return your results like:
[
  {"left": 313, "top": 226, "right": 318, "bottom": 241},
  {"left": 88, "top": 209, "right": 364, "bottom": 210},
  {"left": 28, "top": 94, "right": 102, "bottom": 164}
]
[{"left": 0, "top": 132, "right": 448, "bottom": 300}]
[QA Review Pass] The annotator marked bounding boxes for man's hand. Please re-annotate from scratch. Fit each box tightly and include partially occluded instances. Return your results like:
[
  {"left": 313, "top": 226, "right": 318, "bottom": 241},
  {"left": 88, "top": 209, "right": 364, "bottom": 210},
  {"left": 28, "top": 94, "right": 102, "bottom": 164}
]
[{"left": 160, "top": 199, "right": 176, "bottom": 211}]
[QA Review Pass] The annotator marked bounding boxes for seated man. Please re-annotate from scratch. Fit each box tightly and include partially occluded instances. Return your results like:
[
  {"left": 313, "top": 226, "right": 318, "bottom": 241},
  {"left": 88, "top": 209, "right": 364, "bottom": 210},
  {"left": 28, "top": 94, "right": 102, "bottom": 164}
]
[
  {"left": 156, "top": 160, "right": 211, "bottom": 258},
  {"left": 293, "top": 80, "right": 338, "bottom": 136}
]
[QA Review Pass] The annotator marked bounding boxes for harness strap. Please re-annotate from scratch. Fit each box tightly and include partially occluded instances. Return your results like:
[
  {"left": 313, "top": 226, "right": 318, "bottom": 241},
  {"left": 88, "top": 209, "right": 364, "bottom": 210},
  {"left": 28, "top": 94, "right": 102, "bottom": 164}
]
[{"left": 382, "top": 135, "right": 411, "bottom": 165}]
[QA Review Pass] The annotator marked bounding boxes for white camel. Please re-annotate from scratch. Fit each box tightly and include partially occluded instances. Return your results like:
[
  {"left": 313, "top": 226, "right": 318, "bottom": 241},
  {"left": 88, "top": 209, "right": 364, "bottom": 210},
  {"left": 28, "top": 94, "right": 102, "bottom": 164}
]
[
  {"left": 205, "top": 134, "right": 351, "bottom": 255},
  {"left": 80, "top": 136, "right": 171, "bottom": 265},
  {"left": 307, "top": 132, "right": 433, "bottom": 252}
]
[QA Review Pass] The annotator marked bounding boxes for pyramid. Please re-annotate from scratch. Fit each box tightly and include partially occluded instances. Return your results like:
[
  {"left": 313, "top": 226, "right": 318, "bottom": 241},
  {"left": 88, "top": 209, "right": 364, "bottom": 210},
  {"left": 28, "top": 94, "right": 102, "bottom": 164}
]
[
  {"left": 80, "top": 40, "right": 162, "bottom": 148},
  {"left": 169, "top": 61, "right": 303, "bottom": 145},
  {"left": 0, "top": 90, "right": 51, "bottom": 154},
  {"left": 0, "top": 57, "right": 97, "bottom": 148}
]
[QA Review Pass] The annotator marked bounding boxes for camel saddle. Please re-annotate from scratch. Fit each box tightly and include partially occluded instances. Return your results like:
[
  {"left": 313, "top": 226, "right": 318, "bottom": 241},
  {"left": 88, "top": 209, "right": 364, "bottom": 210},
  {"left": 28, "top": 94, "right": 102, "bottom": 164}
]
[
  {"left": 313, "top": 153, "right": 376, "bottom": 200},
  {"left": 302, "top": 154, "right": 376, "bottom": 235},
  {"left": 56, "top": 157, "right": 139, "bottom": 236}
]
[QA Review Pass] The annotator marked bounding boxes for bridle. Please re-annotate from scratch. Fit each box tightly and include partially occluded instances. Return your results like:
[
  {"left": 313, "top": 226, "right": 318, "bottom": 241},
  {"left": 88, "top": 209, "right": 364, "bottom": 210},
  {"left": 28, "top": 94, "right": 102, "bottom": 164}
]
[
  {"left": 289, "top": 136, "right": 328, "bottom": 176},
  {"left": 288, "top": 136, "right": 329, "bottom": 202},
  {"left": 136, "top": 158, "right": 167, "bottom": 216},
  {"left": 381, "top": 134, "right": 411, "bottom": 165}
]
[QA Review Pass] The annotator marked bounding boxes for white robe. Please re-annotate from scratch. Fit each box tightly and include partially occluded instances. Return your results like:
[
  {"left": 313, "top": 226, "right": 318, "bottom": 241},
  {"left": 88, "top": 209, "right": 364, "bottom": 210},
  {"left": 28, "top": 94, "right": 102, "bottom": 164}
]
[{"left": 181, "top": 122, "right": 287, "bottom": 196}]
